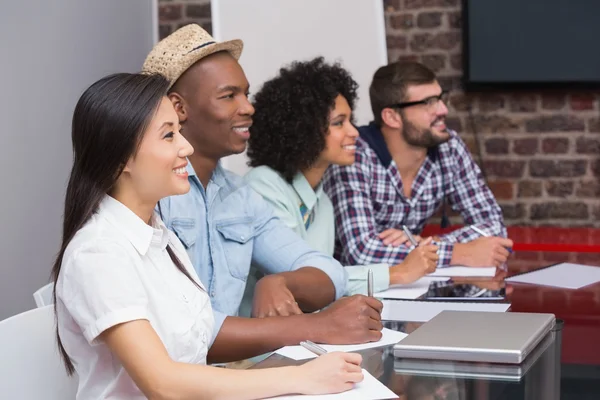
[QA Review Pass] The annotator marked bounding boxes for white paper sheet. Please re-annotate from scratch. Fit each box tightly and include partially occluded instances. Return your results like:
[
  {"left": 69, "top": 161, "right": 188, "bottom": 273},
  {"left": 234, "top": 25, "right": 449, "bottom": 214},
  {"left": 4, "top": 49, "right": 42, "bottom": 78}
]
[
  {"left": 428, "top": 266, "right": 496, "bottom": 278},
  {"left": 374, "top": 276, "right": 450, "bottom": 299},
  {"left": 264, "top": 369, "right": 397, "bottom": 400},
  {"left": 274, "top": 328, "right": 407, "bottom": 360},
  {"left": 506, "top": 263, "right": 600, "bottom": 289},
  {"left": 381, "top": 300, "right": 510, "bottom": 322}
]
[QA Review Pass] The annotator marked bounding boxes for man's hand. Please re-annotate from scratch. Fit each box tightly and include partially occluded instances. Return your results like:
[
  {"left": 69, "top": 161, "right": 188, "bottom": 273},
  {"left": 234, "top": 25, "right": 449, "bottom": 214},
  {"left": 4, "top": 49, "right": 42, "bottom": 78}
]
[
  {"left": 390, "top": 237, "right": 438, "bottom": 284},
  {"left": 378, "top": 229, "right": 422, "bottom": 247},
  {"left": 252, "top": 274, "right": 303, "bottom": 318},
  {"left": 452, "top": 237, "right": 514, "bottom": 268},
  {"left": 313, "top": 295, "right": 383, "bottom": 344}
]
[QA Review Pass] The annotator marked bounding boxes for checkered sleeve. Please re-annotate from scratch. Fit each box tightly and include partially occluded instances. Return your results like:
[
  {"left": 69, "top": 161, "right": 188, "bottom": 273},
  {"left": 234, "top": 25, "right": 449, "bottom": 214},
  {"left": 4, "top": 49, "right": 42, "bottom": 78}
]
[
  {"left": 440, "top": 134, "right": 507, "bottom": 245},
  {"left": 324, "top": 151, "right": 411, "bottom": 267}
]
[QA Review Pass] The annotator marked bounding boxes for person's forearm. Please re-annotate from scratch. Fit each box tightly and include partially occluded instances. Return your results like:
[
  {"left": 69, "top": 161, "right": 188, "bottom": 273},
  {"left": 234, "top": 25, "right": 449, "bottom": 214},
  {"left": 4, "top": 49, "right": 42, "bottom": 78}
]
[
  {"left": 280, "top": 267, "right": 335, "bottom": 311},
  {"left": 208, "top": 314, "right": 323, "bottom": 363},
  {"left": 157, "top": 361, "right": 301, "bottom": 400}
]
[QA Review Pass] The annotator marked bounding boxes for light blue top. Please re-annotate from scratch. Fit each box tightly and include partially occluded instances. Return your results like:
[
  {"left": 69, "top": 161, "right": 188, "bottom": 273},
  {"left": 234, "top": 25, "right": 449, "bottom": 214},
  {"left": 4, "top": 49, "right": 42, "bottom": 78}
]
[
  {"left": 244, "top": 166, "right": 391, "bottom": 296},
  {"left": 158, "top": 163, "right": 348, "bottom": 344}
]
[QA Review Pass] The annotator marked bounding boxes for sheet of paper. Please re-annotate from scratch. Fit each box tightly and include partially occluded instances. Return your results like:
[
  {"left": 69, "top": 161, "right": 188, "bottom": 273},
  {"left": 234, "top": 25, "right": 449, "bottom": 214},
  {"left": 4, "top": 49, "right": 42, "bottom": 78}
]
[
  {"left": 274, "top": 328, "right": 407, "bottom": 360},
  {"left": 264, "top": 368, "right": 397, "bottom": 400},
  {"left": 428, "top": 266, "right": 496, "bottom": 278},
  {"left": 374, "top": 276, "right": 450, "bottom": 299},
  {"left": 506, "top": 263, "right": 600, "bottom": 289},
  {"left": 381, "top": 300, "right": 510, "bottom": 322}
]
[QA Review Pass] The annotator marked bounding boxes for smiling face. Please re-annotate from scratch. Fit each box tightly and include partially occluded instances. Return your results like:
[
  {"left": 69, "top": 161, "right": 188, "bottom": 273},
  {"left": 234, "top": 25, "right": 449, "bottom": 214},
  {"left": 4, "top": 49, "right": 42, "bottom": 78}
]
[
  {"left": 122, "top": 97, "right": 194, "bottom": 203},
  {"left": 398, "top": 81, "right": 450, "bottom": 148},
  {"left": 170, "top": 51, "right": 254, "bottom": 160},
  {"left": 315, "top": 95, "right": 359, "bottom": 167}
]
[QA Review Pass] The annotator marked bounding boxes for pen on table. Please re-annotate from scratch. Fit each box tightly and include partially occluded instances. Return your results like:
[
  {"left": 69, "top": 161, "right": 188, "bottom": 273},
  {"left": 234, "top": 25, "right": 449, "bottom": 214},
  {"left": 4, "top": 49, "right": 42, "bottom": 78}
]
[
  {"left": 367, "top": 268, "right": 373, "bottom": 297},
  {"left": 401, "top": 225, "right": 419, "bottom": 247},
  {"left": 300, "top": 340, "right": 328, "bottom": 356},
  {"left": 469, "top": 225, "right": 513, "bottom": 253}
]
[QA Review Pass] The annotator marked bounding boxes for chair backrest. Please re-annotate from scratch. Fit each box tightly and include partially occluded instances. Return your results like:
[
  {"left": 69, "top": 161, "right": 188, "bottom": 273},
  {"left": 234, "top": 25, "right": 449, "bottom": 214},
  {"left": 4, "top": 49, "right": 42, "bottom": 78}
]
[
  {"left": 33, "top": 282, "right": 54, "bottom": 307},
  {"left": 0, "top": 306, "right": 78, "bottom": 399}
]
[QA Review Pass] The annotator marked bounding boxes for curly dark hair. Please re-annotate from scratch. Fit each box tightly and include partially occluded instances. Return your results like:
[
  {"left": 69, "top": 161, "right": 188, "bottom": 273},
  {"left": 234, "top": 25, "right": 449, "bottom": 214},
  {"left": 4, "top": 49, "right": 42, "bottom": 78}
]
[{"left": 247, "top": 57, "right": 358, "bottom": 182}]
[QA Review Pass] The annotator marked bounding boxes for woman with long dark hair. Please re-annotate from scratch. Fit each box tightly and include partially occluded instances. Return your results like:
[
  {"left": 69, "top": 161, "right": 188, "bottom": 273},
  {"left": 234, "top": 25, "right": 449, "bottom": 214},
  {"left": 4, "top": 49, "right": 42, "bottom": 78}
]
[{"left": 52, "top": 72, "right": 363, "bottom": 399}]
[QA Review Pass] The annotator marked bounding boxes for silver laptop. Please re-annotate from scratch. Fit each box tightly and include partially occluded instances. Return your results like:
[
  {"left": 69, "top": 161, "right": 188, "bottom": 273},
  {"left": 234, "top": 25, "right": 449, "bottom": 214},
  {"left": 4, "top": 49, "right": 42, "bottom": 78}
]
[
  {"left": 393, "top": 326, "right": 556, "bottom": 381},
  {"left": 393, "top": 310, "right": 555, "bottom": 364}
]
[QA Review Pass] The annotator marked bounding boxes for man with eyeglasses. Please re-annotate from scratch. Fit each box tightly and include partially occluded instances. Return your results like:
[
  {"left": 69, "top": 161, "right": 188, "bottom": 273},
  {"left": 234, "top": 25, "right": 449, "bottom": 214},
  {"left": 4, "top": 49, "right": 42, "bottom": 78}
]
[{"left": 324, "top": 61, "right": 512, "bottom": 269}]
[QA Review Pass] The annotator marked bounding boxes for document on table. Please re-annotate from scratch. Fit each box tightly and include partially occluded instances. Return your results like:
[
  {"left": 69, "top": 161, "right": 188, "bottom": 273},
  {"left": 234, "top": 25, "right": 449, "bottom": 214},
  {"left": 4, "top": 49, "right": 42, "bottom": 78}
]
[
  {"left": 428, "top": 266, "right": 496, "bottom": 278},
  {"left": 506, "top": 263, "right": 600, "bottom": 289},
  {"left": 274, "top": 328, "right": 407, "bottom": 360},
  {"left": 263, "top": 368, "right": 397, "bottom": 400},
  {"left": 381, "top": 300, "right": 510, "bottom": 322},
  {"left": 374, "top": 276, "right": 450, "bottom": 299}
]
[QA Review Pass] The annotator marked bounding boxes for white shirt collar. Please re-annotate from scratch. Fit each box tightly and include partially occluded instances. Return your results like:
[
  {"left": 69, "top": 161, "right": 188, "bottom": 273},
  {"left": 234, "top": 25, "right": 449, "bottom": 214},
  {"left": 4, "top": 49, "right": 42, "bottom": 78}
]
[{"left": 98, "top": 195, "right": 169, "bottom": 255}]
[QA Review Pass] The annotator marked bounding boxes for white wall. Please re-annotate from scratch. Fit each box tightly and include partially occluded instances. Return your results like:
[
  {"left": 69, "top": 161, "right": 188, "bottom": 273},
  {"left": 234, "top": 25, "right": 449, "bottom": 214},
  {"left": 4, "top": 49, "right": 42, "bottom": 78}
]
[
  {"left": 0, "top": 0, "right": 157, "bottom": 320},
  {"left": 212, "top": 0, "right": 388, "bottom": 176}
]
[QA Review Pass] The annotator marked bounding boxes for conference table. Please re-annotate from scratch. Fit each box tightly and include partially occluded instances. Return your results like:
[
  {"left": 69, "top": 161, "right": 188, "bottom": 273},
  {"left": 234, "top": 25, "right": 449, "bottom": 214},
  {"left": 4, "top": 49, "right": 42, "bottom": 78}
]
[{"left": 252, "top": 228, "right": 600, "bottom": 399}]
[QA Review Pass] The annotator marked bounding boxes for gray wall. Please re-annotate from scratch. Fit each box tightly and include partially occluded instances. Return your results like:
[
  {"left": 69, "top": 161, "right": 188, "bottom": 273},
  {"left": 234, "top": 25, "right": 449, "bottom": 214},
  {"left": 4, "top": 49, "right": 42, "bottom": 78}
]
[{"left": 0, "top": 0, "right": 157, "bottom": 320}]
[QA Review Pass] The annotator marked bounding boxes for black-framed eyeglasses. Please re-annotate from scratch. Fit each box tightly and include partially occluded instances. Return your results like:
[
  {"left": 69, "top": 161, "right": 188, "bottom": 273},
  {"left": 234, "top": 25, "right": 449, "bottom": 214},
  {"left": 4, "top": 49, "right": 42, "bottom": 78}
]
[{"left": 385, "top": 90, "right": 449, "bottom": 111}]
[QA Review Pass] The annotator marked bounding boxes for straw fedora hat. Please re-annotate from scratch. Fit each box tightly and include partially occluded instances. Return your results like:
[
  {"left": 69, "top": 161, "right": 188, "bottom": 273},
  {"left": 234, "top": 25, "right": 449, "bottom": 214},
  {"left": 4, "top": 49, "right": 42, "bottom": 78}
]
[{"left": 143, "top": 24, "right": 243, "bottom": 88}]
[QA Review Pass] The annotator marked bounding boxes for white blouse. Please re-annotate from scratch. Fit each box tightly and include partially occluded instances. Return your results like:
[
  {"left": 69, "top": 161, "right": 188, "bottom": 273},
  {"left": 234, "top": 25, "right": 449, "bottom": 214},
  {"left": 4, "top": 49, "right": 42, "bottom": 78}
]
[{"left": 56, "top": 195, "right": 214, "bottom": 399}]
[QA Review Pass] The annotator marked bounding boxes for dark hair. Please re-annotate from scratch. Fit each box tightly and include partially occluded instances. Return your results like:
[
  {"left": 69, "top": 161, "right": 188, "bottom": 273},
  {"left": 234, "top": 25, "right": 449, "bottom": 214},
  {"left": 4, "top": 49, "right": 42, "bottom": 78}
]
[
  {"left": 51, "top": 73, "right": 200, "bottom": 375},
  {"left": 247, "top": 57, "right": 358, "bottom": 182},
  {"left": 369, "top": 61, "right": 436, "bottom": 126}
]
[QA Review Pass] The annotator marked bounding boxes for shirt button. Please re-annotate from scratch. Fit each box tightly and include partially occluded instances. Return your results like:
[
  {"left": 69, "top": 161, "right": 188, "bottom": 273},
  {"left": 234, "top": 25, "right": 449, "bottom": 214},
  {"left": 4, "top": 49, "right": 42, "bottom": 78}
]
[
  {"left": 240, "top": 236, "right": 245, "bottom": 241},
  {"left": 211, "top": 291, "right": 215, "bottom": 297}
]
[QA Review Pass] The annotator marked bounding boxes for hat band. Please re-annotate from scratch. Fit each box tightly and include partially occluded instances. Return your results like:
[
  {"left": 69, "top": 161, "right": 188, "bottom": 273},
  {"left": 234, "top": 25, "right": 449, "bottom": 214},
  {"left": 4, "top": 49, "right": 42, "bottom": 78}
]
[{"left": 186, "top": 41, "right": 216, "bottom": 54}]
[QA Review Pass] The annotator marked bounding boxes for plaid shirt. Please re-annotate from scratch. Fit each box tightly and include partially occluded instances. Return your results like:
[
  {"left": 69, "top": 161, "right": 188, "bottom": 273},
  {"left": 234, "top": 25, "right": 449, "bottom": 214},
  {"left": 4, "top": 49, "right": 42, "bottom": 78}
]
[{"left": 323, "top": 122, "right": 506, "bottom": 268}]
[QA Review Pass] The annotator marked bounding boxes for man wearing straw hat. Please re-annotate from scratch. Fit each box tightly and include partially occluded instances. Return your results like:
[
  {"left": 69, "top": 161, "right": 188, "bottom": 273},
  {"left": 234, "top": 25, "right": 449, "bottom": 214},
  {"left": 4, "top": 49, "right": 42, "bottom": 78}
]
[{"left": 143, "top": 24, "right": 383, "bottom": 363}]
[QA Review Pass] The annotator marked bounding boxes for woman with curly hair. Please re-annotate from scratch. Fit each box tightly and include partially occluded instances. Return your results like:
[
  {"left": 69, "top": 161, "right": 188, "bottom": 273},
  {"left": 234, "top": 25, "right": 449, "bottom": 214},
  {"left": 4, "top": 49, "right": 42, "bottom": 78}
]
[{"left": 245, "top": 57, "right": 439, "bottom": 296}]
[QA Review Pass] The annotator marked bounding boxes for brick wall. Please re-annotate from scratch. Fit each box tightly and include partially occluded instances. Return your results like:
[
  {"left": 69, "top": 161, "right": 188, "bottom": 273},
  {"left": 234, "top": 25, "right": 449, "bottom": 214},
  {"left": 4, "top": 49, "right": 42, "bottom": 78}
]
[{"left": 158, "top": 0, "right": 600, "bottom": 227}]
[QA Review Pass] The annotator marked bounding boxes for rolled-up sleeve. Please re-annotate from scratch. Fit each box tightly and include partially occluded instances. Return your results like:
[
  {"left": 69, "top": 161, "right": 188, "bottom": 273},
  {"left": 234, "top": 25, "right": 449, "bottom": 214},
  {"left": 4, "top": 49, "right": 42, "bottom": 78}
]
[
  {"left": 248, "top": 189, "right": 348, "bottom": 300},
  {"left": 344, "top": 263, "right": 390, "bottom": 295}
]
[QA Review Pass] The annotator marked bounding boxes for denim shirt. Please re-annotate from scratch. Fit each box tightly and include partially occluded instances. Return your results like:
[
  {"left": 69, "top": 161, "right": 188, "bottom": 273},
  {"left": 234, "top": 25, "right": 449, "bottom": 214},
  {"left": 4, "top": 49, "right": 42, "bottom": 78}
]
[{"left": 158, "top": 163, "right": 348, "bottom": 344}]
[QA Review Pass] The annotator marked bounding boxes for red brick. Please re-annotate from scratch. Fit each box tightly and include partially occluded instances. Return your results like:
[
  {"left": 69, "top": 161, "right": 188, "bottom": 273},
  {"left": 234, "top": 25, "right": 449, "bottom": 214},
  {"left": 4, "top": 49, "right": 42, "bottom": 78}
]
[
  {"left": 159, "top": 4, "right": 182, "bottom": 22},
  {"left": 450, "top": 54, "right": 461, "bottom": 71},
  {"left": 575, "top": 253, "right": 600, "bottom": 265},
  {"left": 525, "top": 115, "right": 585, "bottom": 132},
  {"left": 186, "top": 4, "right": 211, "bottom": 19},
  {"left": 447, "top": 11, "right": 461, "bottom": 29},
  {"left": 545, "top": 181, "right": 574, "bottom": 197},
  {"left": 499, "top": 203, "right": 526, "bottom": 219},
  {"left": 569, "top": 94, "right": 596, "bottom": 111},
  {"left": 509, "top": 94, "right": 538, "bottom": 112},
  {"left": 541, "top": 137, "right": 569, "bottom": 154},
  {"left": 390, "top": 13, "right": 414, "bottom": 29},
  {"left": 483, "top": 161, "right": 526, "bottom": 178},
  {"left": 384, "top": 0, "right": 402, "bottom": 10},
  {"left": 576, "top": 137, "right": 600, "bottom": 154},
  {"left": 485, "top": 138, "right": 509, "bottom": 155},
  {"left": 449, "top": 93, "right": 473, "bottom": 112},
  {"left": 542, "top": 251, "right": 574, "bottom": 263},
  {"left": 513, "top": 138, "right": 538, "bottom": 155},
  {"left": 421, "top": 54, "right": 446, "bottom": 72},
  {"left": 478, "top": 95, "right": 505, "bottom": 112},
  {"left": 541, "top": 94, "right": 566, "bottom": 110},
  {"left": 518, "top": 181, "right": 542, "bottom": 198},
  {"left": 589, "top": 118, "right": 600, "bottom": 133},
  {"left": 530, "top": 202, "right": 589, "bottom": 220},
  {"left": 405, "top": 0, "right": 459, "bottom": 9},
  {"left": 575, "top": 181, "right": 600, "bottom": 198},
  {"left": 417, "top": 12, "right": 443, "bottom": 28},
  {"left": 530, "top": 160, "right": 587, "bottom": 178},
  {"left": 488, "top": 180, "right": 514, "bottom": 200},
  {"left": 386, "top": 35, "right": 408, "bottom": 50},
  {"left": 469, "top": 116, "right": 519, "bottom": 134},
  {"left": 159, "top": 24, "right": 173, "bottom": 40}
]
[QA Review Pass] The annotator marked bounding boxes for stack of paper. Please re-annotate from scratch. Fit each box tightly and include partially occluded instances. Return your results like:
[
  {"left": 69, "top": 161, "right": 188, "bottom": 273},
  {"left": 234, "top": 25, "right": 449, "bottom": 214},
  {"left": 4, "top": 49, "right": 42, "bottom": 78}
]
[
  {"left": 506, "top": 263, "right": 600, "bottom": 289},
  {"left": 374, "top": 276, "right": 449, "bottom": 300},
  {"left": 264, "top": 369, "right": 397, "bottom": 399},
  {"left": 381, "top": 300, "right": 510, "bottom": 322},
  {"left": 428, "top": 266, "right": 497, "bottom": 278},
  {"left": 274, "top": 328, "right": 407, "bottom": 360}
]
